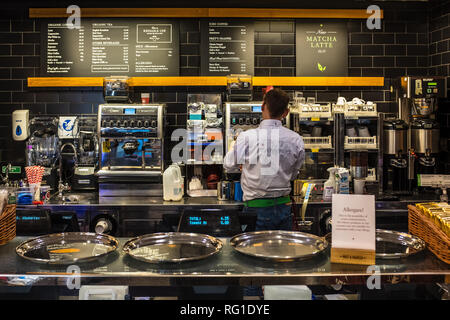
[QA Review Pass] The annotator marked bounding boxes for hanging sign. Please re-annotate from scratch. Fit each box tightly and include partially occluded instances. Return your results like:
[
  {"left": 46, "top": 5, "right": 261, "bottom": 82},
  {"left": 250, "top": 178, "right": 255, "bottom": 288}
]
[{"left": 296, "top": 21, "right": 348, "bottom": 76}]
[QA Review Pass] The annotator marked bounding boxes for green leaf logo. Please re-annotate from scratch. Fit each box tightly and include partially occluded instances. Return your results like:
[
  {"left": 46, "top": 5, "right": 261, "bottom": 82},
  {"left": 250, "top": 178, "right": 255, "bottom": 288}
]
[{"left": 318, "top": 63, "right": 327, "bottom": 72}]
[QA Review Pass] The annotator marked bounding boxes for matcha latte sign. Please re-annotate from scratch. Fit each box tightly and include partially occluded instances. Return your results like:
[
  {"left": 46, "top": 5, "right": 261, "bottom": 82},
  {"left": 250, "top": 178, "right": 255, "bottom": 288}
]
[{"left": 296, "top": 21, "right": 348, "bottom": 76}]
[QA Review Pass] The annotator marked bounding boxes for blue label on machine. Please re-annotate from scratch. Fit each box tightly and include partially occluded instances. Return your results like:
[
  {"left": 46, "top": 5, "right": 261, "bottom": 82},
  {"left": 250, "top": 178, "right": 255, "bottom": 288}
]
[{"left": 189, "top": 114, "right": 202, "bottom": 120}]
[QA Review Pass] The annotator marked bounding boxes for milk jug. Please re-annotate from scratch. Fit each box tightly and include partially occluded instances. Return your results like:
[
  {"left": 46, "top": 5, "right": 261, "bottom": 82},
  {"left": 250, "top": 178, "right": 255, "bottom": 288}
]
[{"left": 163, "top": 164, "right": 183, "bottom": 201}]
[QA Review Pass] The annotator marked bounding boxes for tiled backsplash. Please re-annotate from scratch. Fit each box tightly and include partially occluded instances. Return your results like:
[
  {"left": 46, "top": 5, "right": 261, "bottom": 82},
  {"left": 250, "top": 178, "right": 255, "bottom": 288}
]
[{"left": 0, "top": 1, "right": 449, "bottom": 165}]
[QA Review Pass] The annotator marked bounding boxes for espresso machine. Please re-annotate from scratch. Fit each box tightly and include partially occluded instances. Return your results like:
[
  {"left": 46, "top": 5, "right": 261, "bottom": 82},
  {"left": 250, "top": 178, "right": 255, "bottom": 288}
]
[
  {"left": 72, "top": 116, "right": 99, "bottom": 191},
  {"left": 26, "top": 117, "right": 60, "bottom": 189},
  {"left": 224, "top": 101, "right": 263, "bottom": 156},
  {"left": 396, "top": 76, "right": 446, "bottom": 190},
  {"left": 97, "top": 104, "right": 165, "bottom": 197}
]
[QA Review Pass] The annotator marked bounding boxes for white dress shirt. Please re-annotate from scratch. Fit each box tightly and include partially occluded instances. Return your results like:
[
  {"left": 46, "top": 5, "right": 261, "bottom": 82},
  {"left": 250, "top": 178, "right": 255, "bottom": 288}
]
[{"left": 223, "top": 119, "right": 305, "bottom": 201}]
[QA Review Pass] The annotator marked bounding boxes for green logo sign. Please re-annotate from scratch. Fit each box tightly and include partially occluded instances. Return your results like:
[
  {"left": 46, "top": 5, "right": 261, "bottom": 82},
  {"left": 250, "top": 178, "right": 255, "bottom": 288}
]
[
  {"left": 2, "top": 166, "right": 21, "bottom": 174},
  {"left": 317, "top": 63, "right": 327, "bottom": 72}
]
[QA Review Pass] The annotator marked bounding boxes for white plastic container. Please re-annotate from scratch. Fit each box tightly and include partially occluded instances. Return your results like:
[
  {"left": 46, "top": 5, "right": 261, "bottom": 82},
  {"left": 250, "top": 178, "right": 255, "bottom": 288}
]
[
  {"left": 323, "top": 167, "right": 337, "bottom": 201},
  {"left": 12, "top": 110, "right": 29, "bottom": 141},
  {"left": 163, "top": 164, "right": 183, "bottom": 201}
]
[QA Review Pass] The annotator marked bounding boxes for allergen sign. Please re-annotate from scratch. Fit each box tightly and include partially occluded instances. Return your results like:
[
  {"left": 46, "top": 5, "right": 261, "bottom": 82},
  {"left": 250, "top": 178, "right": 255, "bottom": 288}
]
[
  {"left": 296, "top": 21, "right": 348, "bottom": 76},
  {"left": 330, "top": 194, "right": 376, "bottom": 265}
]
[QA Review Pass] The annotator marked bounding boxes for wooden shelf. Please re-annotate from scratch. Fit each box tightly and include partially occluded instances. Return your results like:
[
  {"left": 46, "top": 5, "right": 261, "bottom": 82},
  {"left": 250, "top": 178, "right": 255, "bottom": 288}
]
[
  {"left": 27, "top": 77, "right": 104, "bottom": 87},
  {"left": 28, "top": 76, "right": 385, "bottom": 87},
  {"left": 29, "top": 8, "right": 382, "bottom": 19},
  {"left": 252, "top": 77, "right": 384, "bottom": 87}
]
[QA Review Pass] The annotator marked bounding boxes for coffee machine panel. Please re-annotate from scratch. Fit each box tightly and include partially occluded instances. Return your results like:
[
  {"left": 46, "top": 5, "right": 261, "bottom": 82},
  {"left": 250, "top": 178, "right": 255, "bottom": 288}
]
[
  {"left": 224, "top": 101, "right": 263, "bottom": 155},
  {"left": 97, "top": 104, "right": 165, "bottom": 197},
  {"left": 397, "top": 76, "right": 446, "bottom": 123}
]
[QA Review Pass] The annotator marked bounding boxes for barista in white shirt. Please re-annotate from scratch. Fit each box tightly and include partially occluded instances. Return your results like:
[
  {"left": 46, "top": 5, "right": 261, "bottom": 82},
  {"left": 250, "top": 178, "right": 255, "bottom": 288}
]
[{"left": 224, "top": 88, "right": 305, "bottom": 231}]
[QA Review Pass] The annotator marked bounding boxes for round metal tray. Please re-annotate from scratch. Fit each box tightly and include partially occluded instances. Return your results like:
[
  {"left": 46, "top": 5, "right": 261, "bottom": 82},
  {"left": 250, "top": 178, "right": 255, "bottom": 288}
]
[
  {"left": 230, "top": 230, "right": 329, "bottom": 262},
  {"left": 16, "top": 232, "right": 119, "bottom": 265},
  {"left": 325, "top": 229, "right": 426, "bottom": 259},
  {"left": 122, "top": 232, "right": 223, "bottom": 263}
]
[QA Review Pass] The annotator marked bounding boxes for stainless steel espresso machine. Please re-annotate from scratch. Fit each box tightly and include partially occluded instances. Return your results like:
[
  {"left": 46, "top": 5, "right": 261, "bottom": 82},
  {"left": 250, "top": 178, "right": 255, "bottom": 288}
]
[
  {"left": 396, "top": 76, "right": 446, "bottom": 190},
  {"left": 97, "top": 104, "right": 165, "bottom": 197},
  {"left": 224, "top": 101, "right": 263, "bottom": 155}
]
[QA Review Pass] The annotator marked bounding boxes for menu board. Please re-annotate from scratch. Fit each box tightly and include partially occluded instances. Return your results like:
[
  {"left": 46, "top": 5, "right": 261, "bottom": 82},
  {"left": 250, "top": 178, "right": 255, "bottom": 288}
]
[
  {"left": 41, "top": 19, "right": 179, "bottom": 76},
  {"left": 201, "top": 21, "right": 254, "bottom": 76},
  {"left": 296, "top": 21, "right": 348, "bottom": 76}
]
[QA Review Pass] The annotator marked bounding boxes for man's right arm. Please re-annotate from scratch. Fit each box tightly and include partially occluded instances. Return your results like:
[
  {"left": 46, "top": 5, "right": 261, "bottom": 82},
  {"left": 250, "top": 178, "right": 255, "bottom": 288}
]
[{"left": 223, "top": 133, "right": 246, "bottom": 172}]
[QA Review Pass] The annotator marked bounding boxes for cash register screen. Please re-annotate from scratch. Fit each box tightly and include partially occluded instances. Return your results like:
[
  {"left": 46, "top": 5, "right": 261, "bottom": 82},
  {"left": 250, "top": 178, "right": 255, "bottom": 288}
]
[
  {"left": 124, "top": 108, "right": 136, "bottom": 114},
  {"left": 179, "top": 210, "right": 240, "bottom": 236},
  {"left": 252, "top": 106, "right": 262, "bottom": 112}
]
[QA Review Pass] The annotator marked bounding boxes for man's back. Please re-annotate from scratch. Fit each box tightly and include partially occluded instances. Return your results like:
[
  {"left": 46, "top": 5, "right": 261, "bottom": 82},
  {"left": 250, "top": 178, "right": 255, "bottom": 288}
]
[{"left": 223, "top": 119, "right": 305, "bottom": 201}]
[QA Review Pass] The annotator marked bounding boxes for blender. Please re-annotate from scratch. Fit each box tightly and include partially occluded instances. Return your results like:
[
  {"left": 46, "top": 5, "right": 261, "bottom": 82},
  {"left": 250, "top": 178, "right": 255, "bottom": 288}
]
[{"left": 26, "top": 117, "right": 60, "bottom": 190}]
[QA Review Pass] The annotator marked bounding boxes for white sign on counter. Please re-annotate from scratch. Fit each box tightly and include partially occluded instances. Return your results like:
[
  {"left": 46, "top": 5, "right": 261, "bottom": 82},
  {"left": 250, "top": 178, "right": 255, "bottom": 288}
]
[{"left": 330, "top": 194, "right": 376, "bottom": 265}]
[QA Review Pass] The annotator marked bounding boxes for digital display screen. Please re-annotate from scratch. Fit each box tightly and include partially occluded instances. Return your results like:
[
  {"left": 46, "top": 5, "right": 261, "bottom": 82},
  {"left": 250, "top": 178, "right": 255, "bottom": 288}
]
[
  {"left": 252, "top": 106, "right": 262, "bottom": 113},
  {"left": 124, "top": 108, "right": 136, "bottom": 115},
  {"left": 427, "top": 82, "right": 437, "bottom": 86},
  {"left": 220, "top": 216, "right": 230, "bottom": 225},
  {"left": 188, "top": 216, "right": 207, "bottom": 226}
]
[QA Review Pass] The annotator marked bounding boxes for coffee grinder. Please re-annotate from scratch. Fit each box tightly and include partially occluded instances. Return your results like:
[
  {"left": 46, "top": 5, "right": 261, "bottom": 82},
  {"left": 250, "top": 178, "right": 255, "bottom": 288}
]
[
  {"left": 72, "top": 116, "right": 98, "bottom": 191},
  {"left": 396, "top": 76, "right": 446, "bottom": 190}
]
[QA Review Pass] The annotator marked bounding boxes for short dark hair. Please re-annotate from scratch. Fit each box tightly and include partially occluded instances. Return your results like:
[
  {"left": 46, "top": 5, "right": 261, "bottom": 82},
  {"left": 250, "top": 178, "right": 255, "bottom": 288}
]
[{"left": 263, "top": 88, "right": 290, "bottom": 118}]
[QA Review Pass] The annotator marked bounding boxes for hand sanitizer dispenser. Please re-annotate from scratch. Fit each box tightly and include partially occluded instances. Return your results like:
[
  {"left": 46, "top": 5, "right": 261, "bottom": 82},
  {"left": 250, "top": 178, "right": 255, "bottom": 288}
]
[{"left": 12, "top": 110, "right": 29, "bottom": 141}]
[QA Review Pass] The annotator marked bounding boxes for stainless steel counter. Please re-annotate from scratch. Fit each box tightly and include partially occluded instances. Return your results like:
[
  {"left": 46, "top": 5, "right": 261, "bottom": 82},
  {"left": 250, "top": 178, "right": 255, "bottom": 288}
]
[
  {"left": 20, "top": 193, "right": 244, "bottom": 209},
  {"left": 0, "top": 237, "right": 448, "bottom": 287}
]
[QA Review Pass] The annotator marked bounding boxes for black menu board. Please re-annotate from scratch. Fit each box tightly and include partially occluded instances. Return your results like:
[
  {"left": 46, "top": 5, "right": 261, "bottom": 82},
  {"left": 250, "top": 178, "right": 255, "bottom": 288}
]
[
  {"left": 201, "top": 21, "right": 254, "bottom": 76},
  {"left": 41, "top": 19, "right": 179, "bottom": 76},
  {"left": 296, "top": 21, "right": 348, "bottom": 76}
]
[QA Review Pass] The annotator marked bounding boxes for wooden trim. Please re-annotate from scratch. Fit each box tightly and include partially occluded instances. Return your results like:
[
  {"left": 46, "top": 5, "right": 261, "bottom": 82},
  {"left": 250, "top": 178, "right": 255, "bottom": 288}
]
[
  {"left": 128, "top": 76, "right": 227, "bottom": 86},
  {"left": 28, "top": 76, "right": 385, "bottom": 87},
  {"left": 207, "top": 8, "right": 382, "bottom": 19},
  {"left": 29, "top": 8, "right": 382, "bottom": 19},
  {"left": 252, "top": 77, "right": 385, "bottom": 87},
  {"left": 27, "top": 77, "right": 104, "bottom": 87}
]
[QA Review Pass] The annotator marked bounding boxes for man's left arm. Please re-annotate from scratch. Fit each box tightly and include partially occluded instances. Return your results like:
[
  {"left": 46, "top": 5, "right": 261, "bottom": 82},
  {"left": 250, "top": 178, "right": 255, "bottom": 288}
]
[{"left": 290, "top": 138, "right": 305, "bottom": 181}]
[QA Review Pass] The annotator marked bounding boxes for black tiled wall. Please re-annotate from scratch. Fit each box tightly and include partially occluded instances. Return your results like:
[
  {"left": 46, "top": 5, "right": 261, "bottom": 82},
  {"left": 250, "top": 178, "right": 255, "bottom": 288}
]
[
  {"left": 430, "top": 0, "right": 450, "bottom": 172},
  {"left": 0, "top": 1, "right": 448, "bottom": 165}
]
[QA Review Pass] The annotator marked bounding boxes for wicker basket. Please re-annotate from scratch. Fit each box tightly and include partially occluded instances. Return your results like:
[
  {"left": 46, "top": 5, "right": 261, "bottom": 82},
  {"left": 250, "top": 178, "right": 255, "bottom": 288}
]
[
  {"left": 0, "top": 204, "right": 16, "bottom": 245},
  {"left": 408, "top": 205, "right": 450, "bottom": 264}
]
